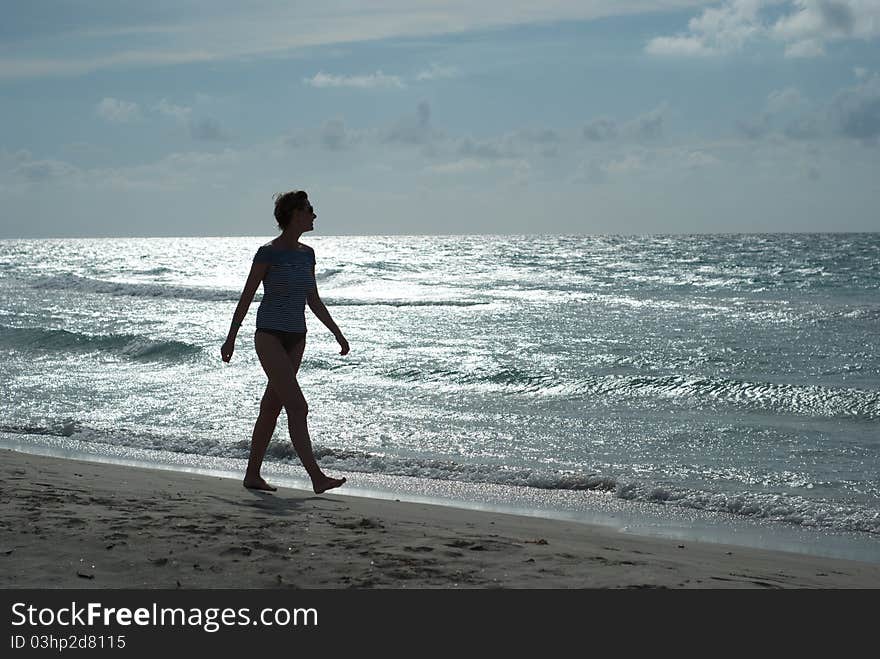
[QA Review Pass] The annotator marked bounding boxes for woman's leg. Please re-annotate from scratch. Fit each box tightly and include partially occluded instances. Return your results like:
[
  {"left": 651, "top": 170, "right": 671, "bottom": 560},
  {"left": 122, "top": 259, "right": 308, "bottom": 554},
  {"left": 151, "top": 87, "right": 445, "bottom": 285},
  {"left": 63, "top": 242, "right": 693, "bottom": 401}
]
[
  {"left": 243, "top": 337, "right": 306, "bottom": 490},
  {"left": 253, "top": 332, "right": 345, "bottom": 494}
]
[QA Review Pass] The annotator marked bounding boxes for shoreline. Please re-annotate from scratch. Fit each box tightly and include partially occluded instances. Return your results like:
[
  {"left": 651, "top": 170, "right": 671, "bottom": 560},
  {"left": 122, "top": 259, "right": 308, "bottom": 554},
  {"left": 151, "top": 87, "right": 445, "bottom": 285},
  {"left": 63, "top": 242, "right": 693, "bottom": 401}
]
[
  {"left": 2, "top": 449, "right": 879, "bottom": 588},
  {"left": 4, "top": 434, "right": 879, "bottom": 565}
]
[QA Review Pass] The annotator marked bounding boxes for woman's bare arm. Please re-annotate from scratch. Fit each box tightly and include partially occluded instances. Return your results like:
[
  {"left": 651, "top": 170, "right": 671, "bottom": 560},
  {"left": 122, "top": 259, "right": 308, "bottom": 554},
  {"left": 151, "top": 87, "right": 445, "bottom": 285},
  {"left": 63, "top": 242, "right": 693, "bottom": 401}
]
[
  {"left": 307, "top": 267, "right": 349, "bottom": 355},
  {"left": 221, "top": 261, "right": 267, "bottom": 361}
]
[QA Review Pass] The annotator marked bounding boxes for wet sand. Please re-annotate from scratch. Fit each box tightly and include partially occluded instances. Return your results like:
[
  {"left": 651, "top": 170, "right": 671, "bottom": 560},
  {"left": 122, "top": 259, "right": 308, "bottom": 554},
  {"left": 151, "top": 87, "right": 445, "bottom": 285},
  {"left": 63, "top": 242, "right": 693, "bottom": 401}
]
[{"left": 2, "top": 449, "right": 878, "bottom": 588}]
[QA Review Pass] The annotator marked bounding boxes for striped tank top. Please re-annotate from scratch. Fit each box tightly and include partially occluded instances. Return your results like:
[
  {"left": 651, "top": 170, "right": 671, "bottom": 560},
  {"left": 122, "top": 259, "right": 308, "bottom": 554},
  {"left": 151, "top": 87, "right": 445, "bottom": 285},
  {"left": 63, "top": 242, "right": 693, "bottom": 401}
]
[{"left": 253, "top": 243, "right": 316, "bottom": 333}]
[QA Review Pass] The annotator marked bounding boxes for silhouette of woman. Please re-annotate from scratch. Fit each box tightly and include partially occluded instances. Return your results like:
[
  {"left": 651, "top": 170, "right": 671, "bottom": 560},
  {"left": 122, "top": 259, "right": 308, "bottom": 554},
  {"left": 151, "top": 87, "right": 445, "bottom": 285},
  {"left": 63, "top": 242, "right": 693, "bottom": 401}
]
[{"left": 221, "top": 190, "right": 348, "bottom": 494}]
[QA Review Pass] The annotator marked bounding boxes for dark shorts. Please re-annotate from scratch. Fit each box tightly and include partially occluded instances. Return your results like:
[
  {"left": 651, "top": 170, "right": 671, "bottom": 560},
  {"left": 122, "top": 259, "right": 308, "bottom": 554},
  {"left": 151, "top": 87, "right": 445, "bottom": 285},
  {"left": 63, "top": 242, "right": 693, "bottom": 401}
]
[{"left": 255, "top": 328, "right": 306, "bottom": 351}]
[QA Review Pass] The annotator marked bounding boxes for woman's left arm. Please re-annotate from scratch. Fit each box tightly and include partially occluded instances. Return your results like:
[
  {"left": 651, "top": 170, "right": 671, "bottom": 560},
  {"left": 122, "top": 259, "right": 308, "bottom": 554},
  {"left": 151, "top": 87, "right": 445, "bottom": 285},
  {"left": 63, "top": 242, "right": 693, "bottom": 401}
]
[{"left": 307, "top": 267, "right": 349, "bottom": 355}]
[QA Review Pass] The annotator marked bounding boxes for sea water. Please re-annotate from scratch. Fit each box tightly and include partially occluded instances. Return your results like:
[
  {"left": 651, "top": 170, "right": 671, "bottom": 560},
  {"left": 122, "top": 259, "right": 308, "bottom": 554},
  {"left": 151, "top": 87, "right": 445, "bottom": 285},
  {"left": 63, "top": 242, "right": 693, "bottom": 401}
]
[{"left": 1, "top": 234, "right": 878, "bottom": 561}]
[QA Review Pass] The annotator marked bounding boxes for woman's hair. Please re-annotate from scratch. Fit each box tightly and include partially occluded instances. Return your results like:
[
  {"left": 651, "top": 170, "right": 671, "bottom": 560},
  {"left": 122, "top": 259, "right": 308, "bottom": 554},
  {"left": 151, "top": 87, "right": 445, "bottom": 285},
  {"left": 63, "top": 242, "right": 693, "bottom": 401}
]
[{"left": 273, "top": 190, "right": 309, "bottom": 229}]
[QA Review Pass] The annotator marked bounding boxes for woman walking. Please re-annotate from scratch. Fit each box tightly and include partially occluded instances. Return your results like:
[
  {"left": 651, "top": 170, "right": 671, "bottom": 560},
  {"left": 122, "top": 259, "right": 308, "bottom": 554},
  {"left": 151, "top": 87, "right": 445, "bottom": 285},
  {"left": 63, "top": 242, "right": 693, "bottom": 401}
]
[{"left": 221, "top": 190, "right": 348, "bottom": 494}]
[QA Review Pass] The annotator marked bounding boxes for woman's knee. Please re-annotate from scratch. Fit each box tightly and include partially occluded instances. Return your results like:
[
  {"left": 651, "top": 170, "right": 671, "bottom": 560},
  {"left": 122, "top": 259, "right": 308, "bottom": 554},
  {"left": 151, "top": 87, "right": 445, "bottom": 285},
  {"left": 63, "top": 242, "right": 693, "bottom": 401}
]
[
  {"left": 259, "top": 393, "right": 283, "bottom": 417},
  {"left": 283, "top": 398, "right": 309, "bottom": 417}
]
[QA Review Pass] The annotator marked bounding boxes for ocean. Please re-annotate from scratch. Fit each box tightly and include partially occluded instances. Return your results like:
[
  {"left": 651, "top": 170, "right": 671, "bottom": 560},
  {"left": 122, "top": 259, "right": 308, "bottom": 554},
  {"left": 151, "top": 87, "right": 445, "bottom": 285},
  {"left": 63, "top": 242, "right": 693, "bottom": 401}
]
[{"left": 1, "top": 234, "right": 878, "bottom": 562}]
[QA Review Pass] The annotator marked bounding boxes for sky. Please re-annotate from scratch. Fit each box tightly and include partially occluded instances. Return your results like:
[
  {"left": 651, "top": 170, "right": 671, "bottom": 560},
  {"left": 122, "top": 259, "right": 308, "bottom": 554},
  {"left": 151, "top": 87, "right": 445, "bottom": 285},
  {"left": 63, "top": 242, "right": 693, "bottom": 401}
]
[{"left": 0, "top": 0, "right": 878, "bottom": 238}]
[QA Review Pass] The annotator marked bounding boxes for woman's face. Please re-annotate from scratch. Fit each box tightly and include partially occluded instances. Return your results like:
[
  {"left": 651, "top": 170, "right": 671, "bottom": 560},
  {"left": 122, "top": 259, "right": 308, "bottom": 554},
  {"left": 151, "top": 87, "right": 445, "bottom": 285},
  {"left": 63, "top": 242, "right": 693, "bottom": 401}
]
[{"left": 290, "top": 200, "right": 316, "bottom": 233}]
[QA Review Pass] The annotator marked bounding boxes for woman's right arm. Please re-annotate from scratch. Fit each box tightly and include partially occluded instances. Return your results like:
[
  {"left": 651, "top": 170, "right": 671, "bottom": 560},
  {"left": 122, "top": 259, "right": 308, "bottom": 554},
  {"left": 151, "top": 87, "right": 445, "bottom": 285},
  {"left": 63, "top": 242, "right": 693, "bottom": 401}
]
[{"left": 220, "top": 261, "right": 268, "bottom": 362}]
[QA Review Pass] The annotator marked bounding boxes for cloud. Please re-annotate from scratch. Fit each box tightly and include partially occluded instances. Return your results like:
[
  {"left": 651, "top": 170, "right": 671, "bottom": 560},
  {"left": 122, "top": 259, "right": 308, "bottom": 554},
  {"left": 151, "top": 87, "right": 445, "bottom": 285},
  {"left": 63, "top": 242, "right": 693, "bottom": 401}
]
[
  {"left": 279, "top": 103, "right": 437, "bottom": 152},
  {"left": 188, "top": 117, "right": 228, "bottom": 141},
  {"left": 770, "top": 0, "right": 880, "bottom": 57},
  {"left": 583, "top": 106, "right": 667, "bottom": 143},
  {"left": 772, "top": 1, "right": 856, "bottom": 41},
  {"left": 783, "top": 37, "right": 826, "bottom": 57},
  {"left": 96, "top": 97, "right": 141, "bottom": 123},
  {"left": 645, "top": 35, "right": 716, "bottom": 56},
  {"left": 735, "top": 74, "right": 880, "bottom": 142},
  {"left": 2, "top": 148, "right": 79, "bottom": 183},
  {"left": 783, "top": 115, "right": 822, "bottom": 138},
  {"left": 415, "top": 63, "right": 459, "bottom": 81},
  {"left": 428, "top": 159, "right": 490, "bottom": 174},
  {"left": 155, "top": 98, "right": 192, "bottom": 122},
  {"left": 383, "top": 101, "right": 438, "bottom": 146},
  {"left": 449, "top": 127, "right": 566, "bottom": 162},
  {"left": 0, "top": 2, "right": 711, "bottom": 79},
  {"left": 320, "top": 117, "right": 361, "bottom": 151},
  {"left": 603, "top": 154, "right": 646, "bottom": 174},
  {"left": 681, "top": 149, "right": 721, "bottom": 168},
  {"left": 14, "top": 158, "right": 79, "bottom": 182},
  {"left": 625, "top": 104, "right": 667, "bottom": 140},
  {"left": 304, "top": 70, "right": 405, "bottom": 89},
  {"left": 736, "top": 86, "right": 821, "bottom": 139},
  {"left": 583, "top": 118, "right": 619, "bottom": 141},
  {"left": 571, "top": 160, "right": 608, "bottom": 184},
  {"left": 457, "top": 137, "right": 512, "bottom": 160},
  {"left": 766, "top": 87, "right": 805, "bottom": 113},
  {"left": 154, "top": 98, "right": 230, "bottom": 143},
  {"left": 304, "top": 64, "right": 457, "bottom": 90},
  {"left": 516, "top": 128, "right": 561, "bottom": 156},
  {"left": 735, "top": 116, "right": 770, "bottom": 139},
  {"left": 647, "top": 1, "right": 880, "bottom": 59},
  {"left": 645, "top": 0, "right": 764, "bottom": 56},
  {"left": 831, "top": 72, "right": 880, "bottom": 142}
]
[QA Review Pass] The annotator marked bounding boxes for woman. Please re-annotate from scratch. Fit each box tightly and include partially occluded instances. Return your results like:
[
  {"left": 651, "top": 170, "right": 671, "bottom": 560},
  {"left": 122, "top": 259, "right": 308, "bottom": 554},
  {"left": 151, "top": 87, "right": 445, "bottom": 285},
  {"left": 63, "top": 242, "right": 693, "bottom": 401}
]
[{"left": 220, "top": 190, "right": 348, "bottom": 494}]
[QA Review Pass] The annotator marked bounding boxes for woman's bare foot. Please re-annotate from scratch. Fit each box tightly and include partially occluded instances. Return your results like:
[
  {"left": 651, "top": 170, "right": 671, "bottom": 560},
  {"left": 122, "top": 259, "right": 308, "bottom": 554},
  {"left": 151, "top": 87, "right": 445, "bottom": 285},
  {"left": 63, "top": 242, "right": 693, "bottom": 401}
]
[
  {"left": 313, "top": 476, "right": 346, "bottom": 494},
  {"left": 243, "top": 476, "right": 277, "bottom": 492}
]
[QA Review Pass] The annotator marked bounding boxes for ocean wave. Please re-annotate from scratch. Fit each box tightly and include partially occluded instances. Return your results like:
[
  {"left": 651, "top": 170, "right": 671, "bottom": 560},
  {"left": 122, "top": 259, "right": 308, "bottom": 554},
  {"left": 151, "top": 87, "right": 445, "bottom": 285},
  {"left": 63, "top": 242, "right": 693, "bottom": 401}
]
[
  {"left": 324, "top": 298, "right": 490, "bottom": 307},
  {"left": 316, "top": 267, "right": 343, "bottom": 281},
  {"left": 563, "top": 374, "right": 880, "bottom": 419},
  {"left": 4, "top": 420, "right": 877, "bottom": 535},
  {"left": 282, "top": 445, "right": 880, "bottom": 533},
  {"left": 31, "top": 274, "right": 238, "bottom": 301},
  {"left": 0, "top": 325, "right": 202, "bottom": 361},
  {"left": 371, "top": 366, "right": 879, "bottom": 419}
]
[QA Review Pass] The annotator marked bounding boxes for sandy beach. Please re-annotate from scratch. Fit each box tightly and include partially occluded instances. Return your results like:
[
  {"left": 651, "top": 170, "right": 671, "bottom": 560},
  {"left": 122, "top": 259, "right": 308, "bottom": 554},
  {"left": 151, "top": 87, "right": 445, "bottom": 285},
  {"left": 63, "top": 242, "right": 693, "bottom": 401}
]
[{"left": 1, "top": 449, "right": 878, "bottom": 589}]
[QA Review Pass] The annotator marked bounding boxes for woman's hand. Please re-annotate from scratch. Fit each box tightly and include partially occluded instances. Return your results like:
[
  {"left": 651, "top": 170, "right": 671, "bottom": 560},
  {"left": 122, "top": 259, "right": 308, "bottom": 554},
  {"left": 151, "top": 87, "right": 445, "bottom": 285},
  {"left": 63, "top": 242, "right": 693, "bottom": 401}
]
[
  {"left": 220, "top": 338, "right": 235, "bottom": 362},
  {"left": 336, "top": 334, "right": 350, "bottom": 356}
]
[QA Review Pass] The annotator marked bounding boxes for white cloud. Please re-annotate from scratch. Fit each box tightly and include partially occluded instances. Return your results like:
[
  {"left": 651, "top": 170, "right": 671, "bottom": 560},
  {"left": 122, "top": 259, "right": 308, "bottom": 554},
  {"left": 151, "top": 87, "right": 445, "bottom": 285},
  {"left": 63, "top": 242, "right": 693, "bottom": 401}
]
[
  {"left": 645, "top": 35, "right": 717, "bottom": 56},
  {"left": 154, "top": 98, "right": 227, "bottom": 142},
  {"left": 429, "top": 159, "right": 490, "bottom": 174},
  {"left": 155, "top": 98, "right": 192, "bottom": 122},
  {"left": 383, "top": 101, "right": 438, "bottom": 145},
  {"left": 646, "top": 0, "right": 764, "bottom": 56},
  {"left": 14, "top": 158, "right": 79, "bottom": 182},
  {"left": 736, "top": 87, "right": 821, "bottom": 139},
  {"left": 571, "top": 160, "right": 608, "bottom": 184},
  {"left": 772, "top": 1, "right": 857, "bottom": 41},
  {"left": 603, "top": 154, "right": 646, "bottom": 174},
  {"left": 783, "top": 38, "right": 826, "bottom": 57},
  {"left": 682, "top": 150, "right": 721, "bottom": 167},
  {"left": 304, "top": 70, "right": 405, "bottom": 89},
  {"left": 457, "top": 137, "right": 514, "bottom": 160},
  {"left": 583, "top": 117, "right": 619, "bottom": 141},
  {"left": 96, "top": 97, "right": 141, "bottom": 123},
  {"left": 766, "top": 87, "right": 806, "bottom": 113},
  {"left": 320, "top": 117, "right": 363, "bottom": 150},
  {"left": 734, "top": 73, "right": 880, "bottom": 142},
  {"left": 0, "top": 2, "right": 712, "bottom": 79},
  {"left": 189, "top": 117, "right": 228, "bottom": 141},
  {"left": 831, "top": 71, "right": 880, "bottom": 141},
  {"left": 647, "top": 1, "right": 880, "bottom": 58},
  {"left": 415, "top": 63, "right": 459, "bottom": 81},
  {"left": 773, "top": 1, "right": 880, "bottom": 56},
  {"left": 624, "top": 104, "right": 668, "bottom": 140},
  {"left": 582, "top": 105, "right": 668, "bottom": 143}
]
